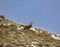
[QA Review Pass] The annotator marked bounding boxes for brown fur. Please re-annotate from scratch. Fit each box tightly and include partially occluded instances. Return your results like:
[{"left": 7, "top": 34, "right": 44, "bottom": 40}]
[{"left": 24, "top": 22, "right": 33, "bottom": 30}]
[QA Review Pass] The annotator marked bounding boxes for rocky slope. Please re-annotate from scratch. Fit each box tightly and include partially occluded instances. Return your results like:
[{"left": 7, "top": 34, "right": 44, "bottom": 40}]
[{"left": 0, "top": 16, "right": 60, "bottom": 47}]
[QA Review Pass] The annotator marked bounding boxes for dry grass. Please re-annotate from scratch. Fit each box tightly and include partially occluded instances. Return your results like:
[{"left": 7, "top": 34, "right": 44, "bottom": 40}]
[{"left": 0, "top": 18, "right": 60, "bottom": 47}]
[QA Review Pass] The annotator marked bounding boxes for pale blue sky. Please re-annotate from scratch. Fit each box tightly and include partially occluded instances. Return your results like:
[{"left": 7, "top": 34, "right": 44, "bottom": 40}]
[{"left": 0, "top": 0, "right": 60, "bottom": 34}]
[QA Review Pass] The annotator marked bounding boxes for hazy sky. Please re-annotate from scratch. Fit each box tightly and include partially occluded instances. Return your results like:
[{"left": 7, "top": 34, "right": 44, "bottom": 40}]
[{"left": 0, "top": 0, "right": 60, "bottom": 34}]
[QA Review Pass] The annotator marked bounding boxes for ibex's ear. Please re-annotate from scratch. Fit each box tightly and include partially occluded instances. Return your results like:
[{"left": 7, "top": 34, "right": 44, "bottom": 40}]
[{"left": 30, "top": 22, "right": 33, "bottom": 25}]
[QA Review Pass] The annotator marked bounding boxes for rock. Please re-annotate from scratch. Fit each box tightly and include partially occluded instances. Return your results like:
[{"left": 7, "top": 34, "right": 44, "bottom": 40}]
[{"left": 0, "top": 16, "right": 60, "bottom": 47}]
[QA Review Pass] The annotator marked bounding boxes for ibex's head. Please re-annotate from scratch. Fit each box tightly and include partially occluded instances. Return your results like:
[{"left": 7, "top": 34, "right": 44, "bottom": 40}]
[{"left": 28, "top": 22, "right": 33, "bottom": 27}]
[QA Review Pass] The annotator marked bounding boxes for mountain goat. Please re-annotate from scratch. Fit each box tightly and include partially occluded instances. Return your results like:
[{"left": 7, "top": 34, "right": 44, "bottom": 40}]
[{"left": 24, "top": 22, "right": 33, "bottom": 30}]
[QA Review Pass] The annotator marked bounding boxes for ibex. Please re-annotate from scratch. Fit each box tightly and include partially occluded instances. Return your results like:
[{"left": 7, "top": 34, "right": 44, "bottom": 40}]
[{"left": 24, "top": 22, "right": 33, "bottom": 30}]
